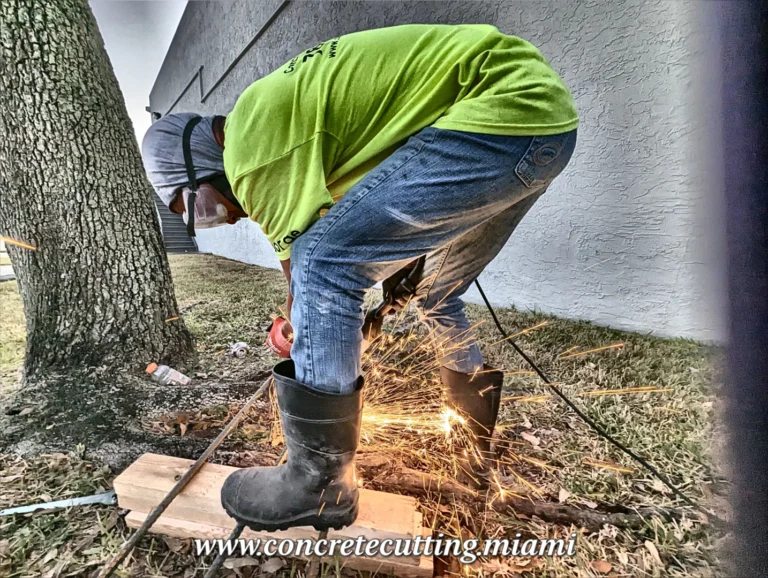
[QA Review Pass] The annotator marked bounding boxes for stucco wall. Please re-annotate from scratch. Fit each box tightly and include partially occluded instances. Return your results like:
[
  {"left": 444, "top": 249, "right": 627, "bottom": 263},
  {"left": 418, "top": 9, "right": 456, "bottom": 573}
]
[{"left": 148, "top": 0, "right": 724, "bottom": 341}]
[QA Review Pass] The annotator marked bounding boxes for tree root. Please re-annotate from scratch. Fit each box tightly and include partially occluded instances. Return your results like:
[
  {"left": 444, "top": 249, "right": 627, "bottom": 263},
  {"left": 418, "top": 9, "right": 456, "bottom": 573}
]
[{"left": 356, "top": 455, "right": 684, "bottom": 532}]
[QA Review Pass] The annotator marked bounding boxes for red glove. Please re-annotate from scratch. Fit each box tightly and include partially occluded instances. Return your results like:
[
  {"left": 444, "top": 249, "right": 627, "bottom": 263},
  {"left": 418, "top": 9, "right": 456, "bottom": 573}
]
[{"left": 266, "top": 316, "right": 293, "bottom": 358}]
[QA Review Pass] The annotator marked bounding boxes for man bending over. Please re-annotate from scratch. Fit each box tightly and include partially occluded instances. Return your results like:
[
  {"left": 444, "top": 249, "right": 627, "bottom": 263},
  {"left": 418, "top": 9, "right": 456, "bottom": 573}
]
[{"left": 142, "top": 23, "right": 578, "bottom": 533}]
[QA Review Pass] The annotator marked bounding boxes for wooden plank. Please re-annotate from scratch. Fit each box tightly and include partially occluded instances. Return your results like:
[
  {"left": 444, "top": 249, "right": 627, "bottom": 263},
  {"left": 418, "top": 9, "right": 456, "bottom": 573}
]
[
  {"left": 125, "top": 511, "right": 434, "bottom": 578},
  {"left": 115, "top": 454, "right": 431, "bottom": 572}
]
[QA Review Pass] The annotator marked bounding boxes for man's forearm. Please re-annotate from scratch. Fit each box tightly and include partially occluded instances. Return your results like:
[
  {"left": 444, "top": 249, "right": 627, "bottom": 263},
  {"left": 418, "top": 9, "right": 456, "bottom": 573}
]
[{"left": 280, "top": 258, "right": 293, "bottom": 321}]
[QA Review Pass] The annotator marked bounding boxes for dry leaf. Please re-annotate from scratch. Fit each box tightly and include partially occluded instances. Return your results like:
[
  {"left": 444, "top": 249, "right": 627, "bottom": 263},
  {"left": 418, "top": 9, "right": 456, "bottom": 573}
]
[
  {"left": 644, "top": 541, "right": 663, "bottom": 567},
  {"left": 617, "top": 551, "right": 629, "bottom": 565},
  {"left": 261, "top": 557, "right": 285, "bottom": 573},
  {"left": 481, "top": 559, "right": 510, "bottom": 575},
  {"left": 242, "top": 424, "right": 267, "bottom": 437},
  {"left": 179, "top": 422, "right": 187, "bottom": 437},
  {"left": 521, "top": 432, "right": 540, "bottom": 447},
  {"left": 163, "top": 537, "right": 184, "bottom": 553},
  {"left": 558, "top": 488, "right": 571, "bottom": 503},
  {"left": 19, "top": 407, "right": 33, "bottom": 416},
  {"left": 173, "top": 412, "right": 190, "bottom": 424},
  {"left": 42, "top": 548, "right": 58, "bottom": 564},
  {"left": 521, "top": 415, "right": 532, "bottom": 429},
  {"left": 590, "top": 560, "right": 612, "bottom": 574},
  {"left": 224, "top": 557, "right": 259, "bottom": 569},
  {"left": 583, "top": 500, "right": 598, "bottom": 509}
]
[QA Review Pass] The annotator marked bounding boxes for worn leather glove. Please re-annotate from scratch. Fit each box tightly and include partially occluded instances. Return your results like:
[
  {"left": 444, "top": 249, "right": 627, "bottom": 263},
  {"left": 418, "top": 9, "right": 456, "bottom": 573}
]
[{"left": 265, "top": 316, "right": 293, "bottom": 358}]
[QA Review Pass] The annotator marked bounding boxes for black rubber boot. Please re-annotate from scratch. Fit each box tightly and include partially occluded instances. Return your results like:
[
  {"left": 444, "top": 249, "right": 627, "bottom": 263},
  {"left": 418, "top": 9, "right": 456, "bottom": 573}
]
[
  {"left": 221, "top": 360, "right": 363, "bottom": 532},
  {"left": 440, "top": 365, "right": 503, "bottom": 488}
]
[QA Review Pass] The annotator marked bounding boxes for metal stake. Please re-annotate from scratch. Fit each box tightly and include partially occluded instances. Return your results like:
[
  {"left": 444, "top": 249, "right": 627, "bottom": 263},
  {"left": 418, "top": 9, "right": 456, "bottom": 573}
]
[
  {"left": 305, "top": 530, "right": 328, "bottom": 578},
  {"left": 202, "top": 522, "right": 246, "bottom": 578},
  {"left": 0, "top": 490, "right": 117, "bottom": 517}
]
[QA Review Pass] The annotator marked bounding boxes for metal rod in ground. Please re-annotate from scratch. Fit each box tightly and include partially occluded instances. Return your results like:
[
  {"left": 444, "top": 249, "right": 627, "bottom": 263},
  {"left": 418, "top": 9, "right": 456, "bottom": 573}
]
[
  {"left": 98, "top": 377, "right": 273, "bottom": 578},
  {"left": 306, "top": 530, "right": 328, "bottom": 578},
  {"left": 203, "top": 522, "right": 246, "bottom": 578},
  {"left": 203, "top": 448, "right": 288, "bottom": 577}
]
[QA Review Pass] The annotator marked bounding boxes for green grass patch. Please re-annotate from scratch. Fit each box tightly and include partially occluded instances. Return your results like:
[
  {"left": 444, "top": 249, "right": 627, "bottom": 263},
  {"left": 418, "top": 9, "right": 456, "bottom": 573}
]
[{"left": 0, "top": 279, "right": 25, "bottom": 391}]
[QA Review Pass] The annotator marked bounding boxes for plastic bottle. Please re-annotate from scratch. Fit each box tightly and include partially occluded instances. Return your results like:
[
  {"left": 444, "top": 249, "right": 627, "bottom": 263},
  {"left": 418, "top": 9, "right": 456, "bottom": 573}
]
[{"left": 146, "top": 362, "right": 191, "bottom": 386}]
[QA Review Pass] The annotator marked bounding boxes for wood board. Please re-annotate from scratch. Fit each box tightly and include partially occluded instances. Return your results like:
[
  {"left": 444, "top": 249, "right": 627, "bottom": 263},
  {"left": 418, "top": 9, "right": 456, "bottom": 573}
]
[{"left": 115, "top": 453, "right": 433, "bottom": 577}]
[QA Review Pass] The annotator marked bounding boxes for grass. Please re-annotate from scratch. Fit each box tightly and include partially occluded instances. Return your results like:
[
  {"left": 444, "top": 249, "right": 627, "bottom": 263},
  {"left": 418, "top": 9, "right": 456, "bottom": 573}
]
[
  {"left": 0, "top": 277, "right": 25, "bottom": 393},
  {"left": 0, "top": 253, "right": 725, "bottom": 577}
]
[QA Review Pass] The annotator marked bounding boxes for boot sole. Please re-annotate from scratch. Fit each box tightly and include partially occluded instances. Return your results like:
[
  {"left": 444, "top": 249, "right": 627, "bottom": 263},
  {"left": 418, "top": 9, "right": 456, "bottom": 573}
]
[{"left": 223, "top": 500, "right": 359, "bottom": 533}]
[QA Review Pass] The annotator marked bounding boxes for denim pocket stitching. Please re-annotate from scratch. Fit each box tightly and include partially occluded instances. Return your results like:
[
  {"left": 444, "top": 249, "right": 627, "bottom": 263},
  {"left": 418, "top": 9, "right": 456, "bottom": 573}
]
[
  {"left": 515, "top": 137, "right": 566, "bottom": 188},
  {"left": 514, "top": 137, "right": 539, "bottom": 189},
  {"left": 532, "top": 142, "right": 563, "bottom": 166}
]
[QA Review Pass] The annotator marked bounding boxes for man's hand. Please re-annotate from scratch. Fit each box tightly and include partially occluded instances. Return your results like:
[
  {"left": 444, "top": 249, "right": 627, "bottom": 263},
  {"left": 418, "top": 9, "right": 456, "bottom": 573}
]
[
  {"left": 280, "top": 314, "right": 293, "bottom": 340},
  {"left": 266, "top": 316, "right": 293, "bottom": 358},
  {"left": 264, "top": 258, "right": 294, "bottom": 358}
]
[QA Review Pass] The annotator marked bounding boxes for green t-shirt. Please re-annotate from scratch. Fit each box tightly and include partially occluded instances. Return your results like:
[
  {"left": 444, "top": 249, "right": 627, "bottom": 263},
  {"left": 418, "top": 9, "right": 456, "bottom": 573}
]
[{"left": 223, "top": 24, "right": 578, "bottom": 260}]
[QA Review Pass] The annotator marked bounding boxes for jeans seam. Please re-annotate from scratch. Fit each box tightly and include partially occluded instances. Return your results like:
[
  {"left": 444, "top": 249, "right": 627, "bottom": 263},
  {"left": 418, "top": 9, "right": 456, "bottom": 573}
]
[
  {"left": 298, "top": 131, "right": 435, "bottom": 384},
  {"left": 420, "top": 243, "right": 452, "bottom": 313}
]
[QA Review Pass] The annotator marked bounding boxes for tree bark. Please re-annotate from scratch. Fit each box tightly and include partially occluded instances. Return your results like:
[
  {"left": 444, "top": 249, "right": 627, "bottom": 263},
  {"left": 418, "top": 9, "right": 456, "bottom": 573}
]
[{"left": 0, "top": 0, "right": 194, "bottom": 377}]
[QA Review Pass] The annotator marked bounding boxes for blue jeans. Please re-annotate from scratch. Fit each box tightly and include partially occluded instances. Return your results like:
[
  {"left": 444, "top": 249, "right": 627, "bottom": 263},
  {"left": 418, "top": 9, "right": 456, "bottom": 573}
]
[{"left": 290, "top": 127, "right": 577, "bottom": 393}]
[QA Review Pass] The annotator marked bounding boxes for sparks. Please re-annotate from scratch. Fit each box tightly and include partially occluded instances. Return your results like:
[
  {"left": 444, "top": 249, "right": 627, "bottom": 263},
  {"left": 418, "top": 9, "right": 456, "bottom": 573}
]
[
  {"left": 501, "top": 394, "right": 552, "bottom": 403},
  {"left": 579, "top": 386, "right": 672, "bottom": 397},
  {"left": 559, "top": 345, "right": 581, "bottom": 356},
  {"left": 242, "top": 299, "right": 545, "bottom": 517},
  {"left": 560, "top": 342, "right": 625, "bottom": 359},
  {"left": 488, "top": 320, "right": 550, "bottom": 346},
  {"left": 582, "top": 457, "right": 633, "bottom": 474},
  {"left": 0, "top": 235, "right": 36, "bottom": 251}
]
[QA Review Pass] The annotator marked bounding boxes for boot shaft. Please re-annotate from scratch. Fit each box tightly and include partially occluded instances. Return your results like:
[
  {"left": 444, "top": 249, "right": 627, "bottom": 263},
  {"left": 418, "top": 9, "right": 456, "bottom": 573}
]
[
  {"left": 273, "top": 360, "right": 363, "bottom": 455},
  {"left": 220, "top": 361, "right": 363, "bottom": 532},
  {"left": 440, "top": 365, "right": 503, "bottom": 438}
]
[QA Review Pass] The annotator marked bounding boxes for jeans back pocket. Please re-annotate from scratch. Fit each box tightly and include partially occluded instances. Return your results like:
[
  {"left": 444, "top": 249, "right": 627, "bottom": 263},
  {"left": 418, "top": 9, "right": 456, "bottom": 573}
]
[{"left": 514, "top": 130, "right": 577, "bottom": 189}]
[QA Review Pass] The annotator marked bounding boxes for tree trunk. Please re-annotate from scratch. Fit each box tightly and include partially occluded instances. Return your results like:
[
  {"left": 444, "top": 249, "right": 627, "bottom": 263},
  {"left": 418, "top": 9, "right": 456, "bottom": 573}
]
[{"left": 0, "top": 0, "right": 194, "bottom": 378}]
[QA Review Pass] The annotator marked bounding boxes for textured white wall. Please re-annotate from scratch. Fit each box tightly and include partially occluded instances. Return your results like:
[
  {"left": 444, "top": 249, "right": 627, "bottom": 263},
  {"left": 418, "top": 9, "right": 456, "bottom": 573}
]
[{"left": 150, "top": 0, "right": 725, "bottom": 341}]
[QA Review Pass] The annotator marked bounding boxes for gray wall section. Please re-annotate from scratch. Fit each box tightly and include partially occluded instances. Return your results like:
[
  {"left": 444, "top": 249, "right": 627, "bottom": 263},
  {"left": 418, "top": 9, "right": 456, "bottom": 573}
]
[{"left": 149, "top": 0, "right": 725, "bottom": 341}]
